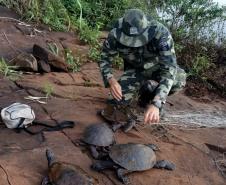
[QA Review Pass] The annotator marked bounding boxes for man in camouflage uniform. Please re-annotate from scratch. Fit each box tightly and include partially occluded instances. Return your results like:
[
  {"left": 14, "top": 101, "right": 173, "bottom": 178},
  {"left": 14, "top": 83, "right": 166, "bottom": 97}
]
[{"left": 99, "top": 9, "right": 186, "bottom": 124}]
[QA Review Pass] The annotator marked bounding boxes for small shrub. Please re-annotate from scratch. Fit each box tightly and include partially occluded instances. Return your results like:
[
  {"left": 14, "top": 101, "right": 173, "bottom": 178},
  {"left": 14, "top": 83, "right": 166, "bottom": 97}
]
[
  {"left": 47, "top": 42, "right": 59, "bottom": 56},
  {"left": 76, "top": 19, "right": 100, "bottom": 46},
  {"left": 190, "top": 55, "right": 213, "bottom": 78},
  {"left": 0, "top": 57, "right": 21, "bottom": 81},
  {"left": 88, "top": 45, "right": 101, "bottom": 61},
  {"left": 43, "top": 82, "right": 54, "bottom": 98},
  {"left": 64, "top": 49, "right": 81, "bottom": 72}
]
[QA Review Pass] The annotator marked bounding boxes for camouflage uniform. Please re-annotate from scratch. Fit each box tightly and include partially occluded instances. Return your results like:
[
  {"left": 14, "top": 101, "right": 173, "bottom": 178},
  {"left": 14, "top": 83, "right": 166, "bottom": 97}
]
[{"left": 99, "top": 9, "right": 186, "bottom": 106}]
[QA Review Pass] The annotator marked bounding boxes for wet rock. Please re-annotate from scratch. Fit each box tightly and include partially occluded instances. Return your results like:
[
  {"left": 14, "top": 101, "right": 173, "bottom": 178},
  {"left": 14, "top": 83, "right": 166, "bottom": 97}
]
[
  {"left": 33, "top": 44, "right": 68, "bottom": 72},
  {"left": 37, "top": 60, "right": 51, "bottom": 73},
  {"left": 10, "top": 52, "right": 38, "bottom": 72}
]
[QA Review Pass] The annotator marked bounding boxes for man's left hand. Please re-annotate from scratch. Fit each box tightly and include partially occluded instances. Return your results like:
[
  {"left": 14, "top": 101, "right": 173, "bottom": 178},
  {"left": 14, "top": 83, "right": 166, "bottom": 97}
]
[{"left": 144, "top": 105, "right": 160, "bottom": 124}]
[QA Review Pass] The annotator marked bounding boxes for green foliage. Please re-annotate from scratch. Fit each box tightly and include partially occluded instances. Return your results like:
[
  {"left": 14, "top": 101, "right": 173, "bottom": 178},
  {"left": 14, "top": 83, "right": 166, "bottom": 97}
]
[
  {"left": 47, "top": 42, "right": 59, "bottom": 56},
  {"left": 77, "top": 19, "right": 100, "bottom": 45},
  {"left": 41, "top": 0, "right": 70, "bottom": 31},
  {"left": 61, "top": 0, "right": 156, "bottom": 29},
  {"left": 151, "top": 0, "right": 225, "bottom": 79},
  {"left": 0, "top": 57, "right": 21, "bottom": 81},
  {"left": 189, "top": 55, "right": 212, "bottom": 78},
  {"left": 156, "top": 0, "right": 225, "bottom": 41},
  {"left": 64, "top": 49, "right": 81, "bottom": 72},
  {"left": 88, "top": 45, "right": 101, "bottom": 61},
  {"left": 43, "top": 82, "right": 54, "bottom": 98},
  {"left": 0, "top": 0, "right": 225, "bottom": 77}
]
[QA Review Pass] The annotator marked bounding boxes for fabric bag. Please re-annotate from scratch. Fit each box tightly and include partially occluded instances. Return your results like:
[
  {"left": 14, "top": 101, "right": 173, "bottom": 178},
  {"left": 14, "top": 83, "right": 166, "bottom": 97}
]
[
  {"left": 1, "top": 102, "right": 75, "bottom": 135},
  {"left": 1, "top": 102, "right": 35, "bottom": 129}
]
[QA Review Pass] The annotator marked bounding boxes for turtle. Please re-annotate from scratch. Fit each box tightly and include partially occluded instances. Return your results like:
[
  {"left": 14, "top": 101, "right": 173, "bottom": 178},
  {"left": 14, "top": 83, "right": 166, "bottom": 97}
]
[
  {"left": 98, "top": 98, "right": 139, "bottom": 133},
  {"left": 91, "top": 143, "right": 175, "bottom": 184},
  {"left": 81, "top": 123, "right": 115, "bottom": 159},
  {"left": 42, "top": 149, "right": 98, "bottom": 185}
]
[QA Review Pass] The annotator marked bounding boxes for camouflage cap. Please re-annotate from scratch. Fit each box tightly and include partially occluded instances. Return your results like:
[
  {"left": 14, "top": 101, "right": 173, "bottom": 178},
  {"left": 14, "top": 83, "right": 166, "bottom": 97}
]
[{"left": 111, "top": 9, "right": 155, "bottom": 47}]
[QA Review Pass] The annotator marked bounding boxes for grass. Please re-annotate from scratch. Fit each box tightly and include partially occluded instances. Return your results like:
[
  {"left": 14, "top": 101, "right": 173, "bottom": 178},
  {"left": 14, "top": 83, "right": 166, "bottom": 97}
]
[
  {"left": 47, "top": 42, "right": 59, "bottom": 56},
  {"left": 0, "top": 57, "right": 21, "bottom": 81},
  {"left": 43, "top": 82, "right": 54, "bottom": 98},
  {"left": 189, "top": 55, "right": 213, "bottom": 78},
  {"left": 64, "top": 49, "right": 81, "bottom": 72}
]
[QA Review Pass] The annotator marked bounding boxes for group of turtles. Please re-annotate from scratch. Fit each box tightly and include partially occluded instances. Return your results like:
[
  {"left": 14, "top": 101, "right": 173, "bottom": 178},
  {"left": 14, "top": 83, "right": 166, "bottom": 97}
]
[{"left": 42, "top": 123, "right": 175, "bottom": 185}]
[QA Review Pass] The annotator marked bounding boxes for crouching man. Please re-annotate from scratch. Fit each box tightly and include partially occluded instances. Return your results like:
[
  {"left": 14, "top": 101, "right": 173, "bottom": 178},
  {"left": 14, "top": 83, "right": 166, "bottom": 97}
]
[{"left": 98, "top": 9, "right": 186, "bottom": 125}]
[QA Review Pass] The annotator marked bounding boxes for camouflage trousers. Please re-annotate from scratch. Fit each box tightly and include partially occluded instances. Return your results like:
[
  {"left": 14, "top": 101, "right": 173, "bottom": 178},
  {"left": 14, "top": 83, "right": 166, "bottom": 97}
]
[{"left": 108, "top": 66, "right": 186, "bottom": 105}]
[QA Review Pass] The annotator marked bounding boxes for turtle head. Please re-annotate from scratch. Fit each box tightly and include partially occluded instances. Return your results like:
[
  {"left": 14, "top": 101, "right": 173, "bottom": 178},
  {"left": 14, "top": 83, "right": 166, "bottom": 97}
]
[
  {"left": 46, "top": 148, "right": 56, "bottom": 167},
  {"left": 145, "top": 144, "right": 159, "bottom": 151}
]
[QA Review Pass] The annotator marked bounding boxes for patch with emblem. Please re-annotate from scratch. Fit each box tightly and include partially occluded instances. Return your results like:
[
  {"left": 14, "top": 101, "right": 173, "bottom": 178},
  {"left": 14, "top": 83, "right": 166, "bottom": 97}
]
[{"left": 159, "top": 40, "right": 170, "bottom": 51}]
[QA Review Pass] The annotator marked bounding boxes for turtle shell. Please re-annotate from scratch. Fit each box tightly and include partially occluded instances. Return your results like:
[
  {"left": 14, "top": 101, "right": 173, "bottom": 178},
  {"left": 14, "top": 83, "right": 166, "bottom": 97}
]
[
  {"left": 83, "top": 123, "right": 114, "bottom": 146},
  {"left": 49, "top": 162, "right": 97, "bottom": 185},
  {"left": 109, "top": 143, "right": 156, "bottom": 171}
]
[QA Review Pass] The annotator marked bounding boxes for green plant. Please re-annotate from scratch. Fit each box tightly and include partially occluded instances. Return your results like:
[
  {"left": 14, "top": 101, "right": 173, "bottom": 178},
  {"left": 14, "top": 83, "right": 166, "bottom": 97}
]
[
  {"left": 47, "top": 42, "right": 59, "bottom": 56},
  {"left": 189, "top": 55, "right": 212, "bottom": 78},
  {"left": 77, "top": 19, "right": 100, "bottom": 45},
  {"left": 64, "top": 49, "right": 81, "bottom": 72},
  {"left": 43, "top": 82, "right": 54, "bottom": 98},
  {"left": 41, "top": 0, "right": 70, "bottom": 31},
  {"left": 88, "top": 45, "right": 101, "bottom": 61},
  {"left": 0, "top": 57, "right": 20, "bottom": 81}
]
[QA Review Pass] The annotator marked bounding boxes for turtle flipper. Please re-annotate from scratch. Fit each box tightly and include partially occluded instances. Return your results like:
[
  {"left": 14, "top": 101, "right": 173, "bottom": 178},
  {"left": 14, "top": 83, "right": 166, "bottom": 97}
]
[
  {"left": 117, "top": 168, "right": 130, "bottom": 185},
  {"left": 90, "top": 145, "right": 99, "bottom": 159},
  {"left": 112, "top": 123, "right": 124, "bottom": 132},
  {"left": 154, "top": 160, "right": 175, "bottom": 170},
  {"left": 91, "top": 160, "right": 115, "bottom": 171},
  {"left": 123, "top": 120, "right": 136, "bottom": 132},
  {"left": 145, "top": 144, "right": 159, "bottom": 151},
  {"left": 46, "top": 149, "right": 56, "bottom": 167},
  {"left": 41, "top": 176, "right": 52, "bottom": 185}
]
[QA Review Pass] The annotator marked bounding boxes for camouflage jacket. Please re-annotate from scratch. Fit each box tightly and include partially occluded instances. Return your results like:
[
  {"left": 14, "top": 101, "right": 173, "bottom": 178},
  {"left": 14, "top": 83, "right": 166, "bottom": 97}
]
[{"left": 99, "top": 20, "right": 177, "bottom": 101}]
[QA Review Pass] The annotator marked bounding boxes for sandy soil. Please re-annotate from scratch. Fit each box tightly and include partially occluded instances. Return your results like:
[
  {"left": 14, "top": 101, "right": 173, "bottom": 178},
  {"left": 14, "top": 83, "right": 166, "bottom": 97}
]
[{"left": 0, "top": 6, "right": 226, "bottom": 185}]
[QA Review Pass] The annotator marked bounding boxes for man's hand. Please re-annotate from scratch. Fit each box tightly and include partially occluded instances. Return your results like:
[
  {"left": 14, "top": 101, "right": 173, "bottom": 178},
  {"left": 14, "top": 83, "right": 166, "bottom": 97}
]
[
  {"left": 144, "top": 105, "right": 160, "bottom": 124},
  {"left": 108, "top": 77, "right": 122, "bottom": 101}
]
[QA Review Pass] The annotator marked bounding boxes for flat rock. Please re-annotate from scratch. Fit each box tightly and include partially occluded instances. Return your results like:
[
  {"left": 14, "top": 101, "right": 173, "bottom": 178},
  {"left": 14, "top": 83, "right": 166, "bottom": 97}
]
[{"left": 33, "top": 44, "right": 68, "bottom": 72}]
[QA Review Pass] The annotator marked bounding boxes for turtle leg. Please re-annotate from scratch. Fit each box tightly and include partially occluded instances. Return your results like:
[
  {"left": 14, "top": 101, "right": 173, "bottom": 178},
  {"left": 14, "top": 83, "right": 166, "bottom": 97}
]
[
  {"left": 91, "top": 160, "right": 116, "bottom": 171},
  {"left": 112, "top": 122, "right": 124, "bottom": 132},
  {"left": 154, "top": 160, "right": 176, "bottom": 170},
  {"left": 145, "top": 143, "right": 159, "bottom": 151},
  {"left": 116, "top": 168, "right": 130, "bottom": 185},
  {"left": 46, "top": 149, "right": 56, "bottom": 167},
  {"left": 123, "top": 119, "right": 136, "bottom": 132},
  {"left": 97, "top": 146, "right": 110, "bottom": 159},
  {"left": 41, "top": 176, "right": 52, "bottom": 185},
  {"left": 73, "top": 139, "right": 87, "bottom": 146},
  {"left": 89, "top": 145, "right": 99, "bottom": 159}
]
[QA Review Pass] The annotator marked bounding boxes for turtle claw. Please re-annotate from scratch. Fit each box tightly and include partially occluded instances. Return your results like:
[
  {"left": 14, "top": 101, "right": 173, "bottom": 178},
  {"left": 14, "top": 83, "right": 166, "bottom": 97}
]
[
  {"left": 154, "top": 160, "right": 176, "bottom": 170},
  {"left": 46, "top": 149, "right": 55, "bottom": 167},
  {"left": 90, "top": 145, "right": 99, "bottom": 159},
  {"left": 123, "top": 120, "right": 136, "bottom": 133},
  {"left": 112, "top": 123, "right": 124, "bottom": 132},
  {"left": 117, "top": 168, "right": 130, "bottom": 185},
  {"left": 92, "top": 160, "right": 115, "bottom": 171},
  {"left": 146, "top": 144, "right": 159, "bottom": 151},
  {"left": 41, "top": 176, "right": 51, "bottom": 185}
]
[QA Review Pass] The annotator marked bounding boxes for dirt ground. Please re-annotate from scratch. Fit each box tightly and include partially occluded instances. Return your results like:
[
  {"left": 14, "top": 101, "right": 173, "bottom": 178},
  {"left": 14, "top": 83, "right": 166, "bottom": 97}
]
[{"left": 0, "top": 6, "right": 226, "bottom": 185}]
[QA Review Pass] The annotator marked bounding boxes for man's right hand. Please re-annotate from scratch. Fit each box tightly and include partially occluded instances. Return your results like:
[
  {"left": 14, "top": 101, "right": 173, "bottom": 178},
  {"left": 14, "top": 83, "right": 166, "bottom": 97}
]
[{"left": 108, "top": 77, "right": 122, "bottom": 101}]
